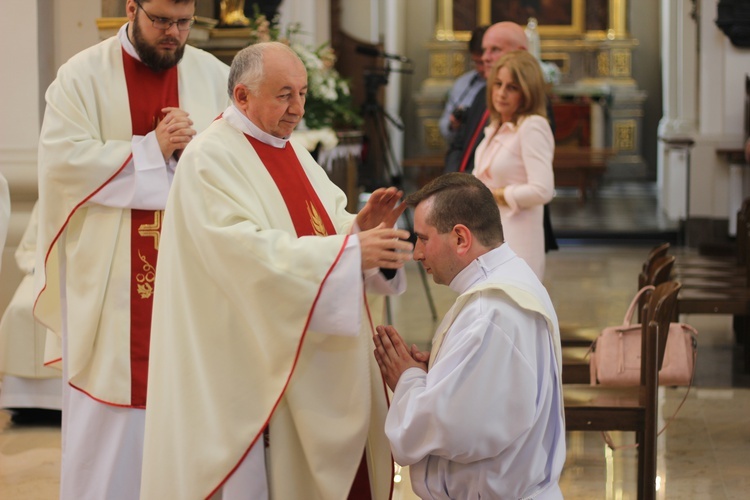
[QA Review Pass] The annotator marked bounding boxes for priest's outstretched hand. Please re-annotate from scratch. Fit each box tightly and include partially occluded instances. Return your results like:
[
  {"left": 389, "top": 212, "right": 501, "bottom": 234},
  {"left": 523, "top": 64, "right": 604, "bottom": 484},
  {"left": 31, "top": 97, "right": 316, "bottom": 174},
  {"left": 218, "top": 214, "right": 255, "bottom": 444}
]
[
  {"left": 356, "top": 187, "right": 407, "bottom": 231},
  {"left": 358, "top": 224, "right": 413, "bottom": 271},
  {"left": 373, "top": 324, "right": 428, "bottom": 391}
]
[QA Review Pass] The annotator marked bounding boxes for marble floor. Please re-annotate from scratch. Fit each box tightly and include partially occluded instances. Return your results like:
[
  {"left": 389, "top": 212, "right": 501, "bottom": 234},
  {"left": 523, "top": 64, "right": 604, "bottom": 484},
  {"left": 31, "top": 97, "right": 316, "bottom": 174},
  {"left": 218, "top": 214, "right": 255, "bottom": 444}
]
[{"left": 2, "top": 183, "right": 750, "bottom": 499}]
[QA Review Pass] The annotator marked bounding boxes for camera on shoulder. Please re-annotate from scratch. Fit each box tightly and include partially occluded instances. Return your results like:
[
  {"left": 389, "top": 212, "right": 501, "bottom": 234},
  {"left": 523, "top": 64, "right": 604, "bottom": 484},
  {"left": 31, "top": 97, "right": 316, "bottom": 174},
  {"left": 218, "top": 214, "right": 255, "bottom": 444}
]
[{"left": 452, "top": 107, "right": 467, "bottom": 123}]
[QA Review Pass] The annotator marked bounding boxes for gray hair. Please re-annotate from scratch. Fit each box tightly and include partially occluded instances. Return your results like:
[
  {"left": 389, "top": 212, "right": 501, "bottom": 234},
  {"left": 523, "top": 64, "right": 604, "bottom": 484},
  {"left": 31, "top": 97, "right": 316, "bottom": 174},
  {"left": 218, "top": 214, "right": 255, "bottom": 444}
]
[{"left": 227, "top": 42, "right": 299, "bottom": 101}]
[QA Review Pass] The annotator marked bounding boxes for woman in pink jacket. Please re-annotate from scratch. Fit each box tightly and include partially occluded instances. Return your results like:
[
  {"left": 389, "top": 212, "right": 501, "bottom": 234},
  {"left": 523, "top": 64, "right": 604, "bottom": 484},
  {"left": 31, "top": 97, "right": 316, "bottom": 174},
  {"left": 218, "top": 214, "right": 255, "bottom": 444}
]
[{"left": 473, "top": 50, "right": 554, "bottom": 280}]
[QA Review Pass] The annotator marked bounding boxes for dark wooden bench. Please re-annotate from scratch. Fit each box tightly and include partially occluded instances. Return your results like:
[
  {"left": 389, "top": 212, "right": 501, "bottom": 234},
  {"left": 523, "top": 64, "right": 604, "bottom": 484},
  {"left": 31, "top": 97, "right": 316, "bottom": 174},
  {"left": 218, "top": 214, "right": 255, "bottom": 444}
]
[
  {"left": 553, "top": 147, "right": 614, "bottom": 201},
  {"left": 670, "top": 198, "right": 750, "bottom": 371}
]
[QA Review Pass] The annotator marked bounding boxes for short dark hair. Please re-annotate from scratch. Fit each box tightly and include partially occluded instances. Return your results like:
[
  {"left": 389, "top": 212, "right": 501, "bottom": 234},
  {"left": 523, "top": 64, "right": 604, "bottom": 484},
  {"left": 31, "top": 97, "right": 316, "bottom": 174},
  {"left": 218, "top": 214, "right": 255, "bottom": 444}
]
[
  {"left": 469, "top": 25, "right": 489, "bottom": 55},
  {"left": 405, "top": 173, "right": 504, "bottom": 247}
]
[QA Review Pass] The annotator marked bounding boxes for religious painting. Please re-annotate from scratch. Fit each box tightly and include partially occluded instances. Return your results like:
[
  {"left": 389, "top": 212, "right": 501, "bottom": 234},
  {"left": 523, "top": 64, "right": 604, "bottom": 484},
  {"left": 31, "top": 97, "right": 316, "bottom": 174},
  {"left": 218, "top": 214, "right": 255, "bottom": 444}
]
[
  {"left": 586, "top": 0, "right": 609, "bottom": 32},
  {"left": 489, "top": 0, "right": 584, "bottom": 36},
  {"left": 445, "top": 0, "right": 586, "bottom": 38},
  {"left": 452, "top": 0, "right": 479, "bottom": 32}
]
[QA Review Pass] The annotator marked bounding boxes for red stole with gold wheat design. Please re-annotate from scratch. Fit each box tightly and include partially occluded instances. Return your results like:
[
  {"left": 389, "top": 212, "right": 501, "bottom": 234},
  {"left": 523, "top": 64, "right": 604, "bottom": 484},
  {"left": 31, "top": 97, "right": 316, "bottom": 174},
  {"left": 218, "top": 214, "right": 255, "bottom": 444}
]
[
  {"left": 122, "top": 49, "right": 178, "bottom": 407},
  {"left": 245, "top": 135, "right": 337, "bottom": 238}
]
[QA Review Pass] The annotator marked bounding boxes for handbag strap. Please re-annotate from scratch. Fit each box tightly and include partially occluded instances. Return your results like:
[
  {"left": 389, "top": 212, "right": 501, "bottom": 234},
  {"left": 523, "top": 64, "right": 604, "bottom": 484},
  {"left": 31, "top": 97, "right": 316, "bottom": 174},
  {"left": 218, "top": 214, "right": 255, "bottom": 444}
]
[{"left": 622, "top": 285, "right": 655, "bottom": 326}]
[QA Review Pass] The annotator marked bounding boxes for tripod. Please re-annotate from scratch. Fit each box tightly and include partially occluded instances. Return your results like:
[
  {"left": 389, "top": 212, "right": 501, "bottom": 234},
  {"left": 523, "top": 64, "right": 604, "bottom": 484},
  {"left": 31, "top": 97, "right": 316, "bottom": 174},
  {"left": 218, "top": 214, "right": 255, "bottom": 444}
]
[
  {"left": 360, "top": 70, "right": 403, "bottom": 190},
  {"left": 360, "top": 69, "right": 438, "bottom": 322}
]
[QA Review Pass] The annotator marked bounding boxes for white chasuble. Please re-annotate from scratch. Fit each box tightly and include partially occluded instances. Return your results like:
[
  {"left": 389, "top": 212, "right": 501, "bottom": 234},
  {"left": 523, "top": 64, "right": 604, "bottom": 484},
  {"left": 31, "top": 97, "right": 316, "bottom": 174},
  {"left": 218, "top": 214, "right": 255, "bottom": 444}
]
[
  {"left": 141, "top": 113, "right": 394, "bottom": 500},
  {"left": 35, "top": 34, "right": 229, "bottom": 406}
]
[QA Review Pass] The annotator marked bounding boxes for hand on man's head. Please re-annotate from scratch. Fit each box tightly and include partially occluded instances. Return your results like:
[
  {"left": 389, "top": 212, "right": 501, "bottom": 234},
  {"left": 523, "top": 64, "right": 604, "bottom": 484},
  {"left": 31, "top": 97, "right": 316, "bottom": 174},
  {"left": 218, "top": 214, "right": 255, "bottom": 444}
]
[
  {"left": 356, "top": 187, "right": 407, "bottom": 231},
  {"left": 358, "top": 224, "right": 413, "bottom": 271}
]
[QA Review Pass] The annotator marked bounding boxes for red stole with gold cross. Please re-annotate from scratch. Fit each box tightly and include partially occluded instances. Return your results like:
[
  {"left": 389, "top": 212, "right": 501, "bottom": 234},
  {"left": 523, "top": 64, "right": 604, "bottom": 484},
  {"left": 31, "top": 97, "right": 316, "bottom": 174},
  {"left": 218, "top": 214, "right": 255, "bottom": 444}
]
[
  {"left": 122, "top": 49, "right": 178, "bottom": 407},
  {"left": 245, "top": 135, "right": 336, "bottom": 237}
]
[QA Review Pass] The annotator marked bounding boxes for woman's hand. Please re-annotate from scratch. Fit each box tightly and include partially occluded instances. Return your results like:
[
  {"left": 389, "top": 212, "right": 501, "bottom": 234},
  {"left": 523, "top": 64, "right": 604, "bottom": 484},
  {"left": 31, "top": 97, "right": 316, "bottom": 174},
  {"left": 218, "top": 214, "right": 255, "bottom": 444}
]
[{"left": 492, "top": 187, "right": 506, "bottom": 206}]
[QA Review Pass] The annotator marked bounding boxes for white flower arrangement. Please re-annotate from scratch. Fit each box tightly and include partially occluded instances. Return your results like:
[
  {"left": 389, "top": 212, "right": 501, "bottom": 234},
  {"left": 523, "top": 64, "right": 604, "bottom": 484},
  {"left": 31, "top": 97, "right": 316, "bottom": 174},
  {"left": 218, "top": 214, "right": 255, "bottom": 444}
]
[{"left": 245, "top": 15, "right": 361, "bottom": 130}]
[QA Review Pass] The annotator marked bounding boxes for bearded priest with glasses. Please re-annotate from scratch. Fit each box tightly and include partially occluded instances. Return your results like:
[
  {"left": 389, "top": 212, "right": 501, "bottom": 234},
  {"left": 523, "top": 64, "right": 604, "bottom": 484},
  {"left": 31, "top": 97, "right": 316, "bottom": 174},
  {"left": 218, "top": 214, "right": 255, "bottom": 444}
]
[{"left": 34, "top": 1, "right": 229, "bottom": 498}]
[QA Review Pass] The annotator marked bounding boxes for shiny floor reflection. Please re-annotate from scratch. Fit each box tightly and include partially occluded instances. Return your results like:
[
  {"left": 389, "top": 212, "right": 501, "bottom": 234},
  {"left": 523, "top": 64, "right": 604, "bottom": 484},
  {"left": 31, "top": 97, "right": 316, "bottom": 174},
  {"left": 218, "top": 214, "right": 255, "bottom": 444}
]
[{"left": 2, "top": 245, "right": 750, "bottom": 499}]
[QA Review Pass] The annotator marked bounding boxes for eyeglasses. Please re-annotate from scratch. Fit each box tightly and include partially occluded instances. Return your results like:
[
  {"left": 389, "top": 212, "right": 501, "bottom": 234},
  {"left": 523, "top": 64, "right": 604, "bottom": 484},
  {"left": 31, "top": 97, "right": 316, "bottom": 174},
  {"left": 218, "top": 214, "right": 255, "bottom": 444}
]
[{"left": 134, "top": 0, "right": 195, "bottom": 31}]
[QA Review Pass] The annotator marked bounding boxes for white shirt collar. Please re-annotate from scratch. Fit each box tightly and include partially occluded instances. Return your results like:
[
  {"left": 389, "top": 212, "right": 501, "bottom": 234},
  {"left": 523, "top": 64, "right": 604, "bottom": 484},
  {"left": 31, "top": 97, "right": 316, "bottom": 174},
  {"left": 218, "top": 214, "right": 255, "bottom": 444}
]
[
  {"left": 222, "top": 105, "right": 290, "bottom": 148},
  {"left": 449, "top": 244, "right": 514, "bottom": 294},
  {"left": 117, "top": 23, "right": 141, "bottom": 61}
]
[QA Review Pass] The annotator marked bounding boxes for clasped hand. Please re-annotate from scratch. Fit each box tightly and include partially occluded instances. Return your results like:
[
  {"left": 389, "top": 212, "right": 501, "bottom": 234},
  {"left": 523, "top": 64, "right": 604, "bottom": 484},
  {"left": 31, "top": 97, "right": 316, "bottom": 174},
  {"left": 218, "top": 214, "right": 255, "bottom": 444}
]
[
  {"left": 373, "top": 325, "right": 429, "bottom": 391},
  {"left": 155, "top": 107, "right": 196, "bottom": 161}
]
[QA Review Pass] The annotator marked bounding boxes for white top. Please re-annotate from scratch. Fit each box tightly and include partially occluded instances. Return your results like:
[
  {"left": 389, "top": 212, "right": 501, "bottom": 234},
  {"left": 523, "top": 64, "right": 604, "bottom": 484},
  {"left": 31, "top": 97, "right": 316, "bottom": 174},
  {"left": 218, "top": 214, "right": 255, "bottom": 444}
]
[{"left": 386, "top": 244, "right": 566, "bottom": 499}]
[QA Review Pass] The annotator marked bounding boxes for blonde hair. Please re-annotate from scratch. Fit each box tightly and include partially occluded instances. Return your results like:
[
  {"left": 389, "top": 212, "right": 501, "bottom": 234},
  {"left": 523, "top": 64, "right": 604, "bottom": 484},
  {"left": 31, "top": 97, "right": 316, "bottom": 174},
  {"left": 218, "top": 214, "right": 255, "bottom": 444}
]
[{"left": 486, "top": 50, "right": 547, "bottom": 125}]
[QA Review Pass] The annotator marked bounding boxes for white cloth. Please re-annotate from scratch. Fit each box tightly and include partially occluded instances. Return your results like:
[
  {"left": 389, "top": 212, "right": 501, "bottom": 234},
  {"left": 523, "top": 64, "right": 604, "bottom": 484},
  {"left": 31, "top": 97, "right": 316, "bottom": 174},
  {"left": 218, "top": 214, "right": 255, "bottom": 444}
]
[
  {"left": 386, "top": 244, "right": 566, "bottom": 499},
  {"left": 473, "top": 115, "right": 555, "bottom": 280},
  {"left": 35, "top": 26, "right": 230, "bottom": 400},
  {"left": 0, "top": 172, "right": 9, "bottom": 274},
  {"left": 35, "top": 24, "right": 230, "bottom": 500},
  {"left": 0, "top": 376, "right": 61, "bottom": 410},
  {"left": 141, "top": 106, "right": 403, "bottom": 500},
  {"left": 0, "top": 201, "right": 62, "bottom": 411},
  {"left": 0, "top": 202, "right": 61, "bottom": 382}
]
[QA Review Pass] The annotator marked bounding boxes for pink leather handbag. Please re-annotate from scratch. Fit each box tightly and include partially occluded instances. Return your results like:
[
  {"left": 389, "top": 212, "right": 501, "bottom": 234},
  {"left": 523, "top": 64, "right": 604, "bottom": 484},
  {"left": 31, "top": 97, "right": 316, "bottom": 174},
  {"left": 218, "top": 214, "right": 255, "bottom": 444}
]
[{"left": 589, "top": 285, "right": 698, "bottom": 387}]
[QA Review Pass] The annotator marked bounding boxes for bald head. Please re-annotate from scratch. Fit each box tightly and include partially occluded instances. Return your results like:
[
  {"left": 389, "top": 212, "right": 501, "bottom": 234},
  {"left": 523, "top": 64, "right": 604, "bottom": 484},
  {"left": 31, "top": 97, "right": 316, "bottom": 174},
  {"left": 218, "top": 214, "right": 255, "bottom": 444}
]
[{"left": 481, "top": 22, "right": 528, "bottom": 78}]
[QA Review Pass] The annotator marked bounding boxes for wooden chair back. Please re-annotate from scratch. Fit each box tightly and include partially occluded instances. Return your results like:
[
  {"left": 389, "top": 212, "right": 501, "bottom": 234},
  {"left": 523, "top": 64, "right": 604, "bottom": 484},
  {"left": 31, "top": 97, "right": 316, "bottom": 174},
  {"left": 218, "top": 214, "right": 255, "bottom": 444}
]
[
  {"left": 642, "top": 242, "right": 670, "bottom": 274},
  {"left": 638, "top": 255, "right": 676, "bottom": 321},
  {"left": 740, "top": 197, "right": 750, "bottom": 268},
  {"left": 640, "top": 281, "right": 681, "bottom": 499},
  {"left": 649, "top": 281, "right": 682, "bottom": 372},
  {"left": 634, "top": 280, "right": 679, "bottom": 392}
]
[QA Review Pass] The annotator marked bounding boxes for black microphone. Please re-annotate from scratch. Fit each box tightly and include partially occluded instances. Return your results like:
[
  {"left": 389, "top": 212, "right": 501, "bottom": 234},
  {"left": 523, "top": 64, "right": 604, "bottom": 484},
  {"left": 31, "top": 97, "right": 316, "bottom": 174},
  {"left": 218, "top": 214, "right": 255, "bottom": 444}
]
[{"left": 356, "top": 45, "right": 410, "bottom": 63}]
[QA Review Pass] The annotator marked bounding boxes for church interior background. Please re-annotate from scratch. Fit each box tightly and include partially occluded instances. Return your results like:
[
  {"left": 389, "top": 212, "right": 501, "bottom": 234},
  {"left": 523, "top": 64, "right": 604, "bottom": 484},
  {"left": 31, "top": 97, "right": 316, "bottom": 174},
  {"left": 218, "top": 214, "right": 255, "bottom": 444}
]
[
  {"left": 1, "top": 0, "right": 750, "bottom": 496},
  {"left": 92, "top": 0, "right": 747, "bottom": 248},
  {"left": 0, "top": 0, "right": 747, "bottom": 365}
]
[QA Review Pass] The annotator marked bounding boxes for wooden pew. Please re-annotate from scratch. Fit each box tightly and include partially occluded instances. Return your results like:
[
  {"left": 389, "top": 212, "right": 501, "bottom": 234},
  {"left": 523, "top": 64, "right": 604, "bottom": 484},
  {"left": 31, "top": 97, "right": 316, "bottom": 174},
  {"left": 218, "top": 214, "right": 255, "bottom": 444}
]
[
  {"left": 672, "top": 200, "right": 750, "bottom": 370},
  {"left": 564, "top": 281, "right": 681, "bottom": 500}
]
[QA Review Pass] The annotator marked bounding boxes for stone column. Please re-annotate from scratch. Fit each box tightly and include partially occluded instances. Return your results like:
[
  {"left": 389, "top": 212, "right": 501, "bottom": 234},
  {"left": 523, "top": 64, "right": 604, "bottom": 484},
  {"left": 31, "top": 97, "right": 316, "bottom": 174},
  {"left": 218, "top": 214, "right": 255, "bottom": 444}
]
[{"left": 657, "top": 0, "right": 698, "bottom": 221}]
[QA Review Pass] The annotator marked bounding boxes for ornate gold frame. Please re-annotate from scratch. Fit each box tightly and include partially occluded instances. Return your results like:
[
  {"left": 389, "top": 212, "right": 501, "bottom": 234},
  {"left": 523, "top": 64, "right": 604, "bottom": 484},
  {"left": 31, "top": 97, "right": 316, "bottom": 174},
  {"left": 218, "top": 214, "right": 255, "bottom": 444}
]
[{"left": 436, "top": 0, "right": 627, "bottom": 41}]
